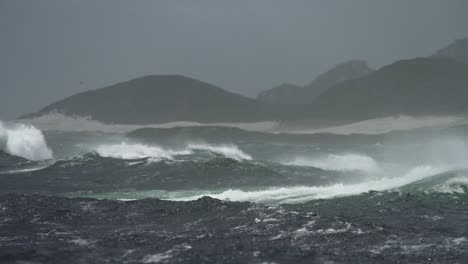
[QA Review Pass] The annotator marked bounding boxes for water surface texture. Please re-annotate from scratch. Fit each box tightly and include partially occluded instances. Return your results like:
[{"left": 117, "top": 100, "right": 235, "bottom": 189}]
[{"left": 1, "top": 121, "right": 468, "bottom": 263}]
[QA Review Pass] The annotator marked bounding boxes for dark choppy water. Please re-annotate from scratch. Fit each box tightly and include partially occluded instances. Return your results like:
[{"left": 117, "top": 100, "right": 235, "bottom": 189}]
[
  {"left": 1, "top": 124, "right": 468, "bottom": 263},
  {"left": 1, "top": 192, "right": 467, "bottom": 264}
]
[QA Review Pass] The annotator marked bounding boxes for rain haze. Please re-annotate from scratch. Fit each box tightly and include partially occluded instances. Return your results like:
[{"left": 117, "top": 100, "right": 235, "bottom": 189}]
[
  {"left": 1, "top": 0, "right": 468, "bottom": 119},
  {"left": 3, "top": 1, "right": 468, "bottom": 263}
]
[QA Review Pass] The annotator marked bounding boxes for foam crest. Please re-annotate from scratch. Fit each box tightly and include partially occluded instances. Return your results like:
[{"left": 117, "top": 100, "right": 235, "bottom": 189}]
[
  {"left": 0, "top": 121, "right": 53, "bottom": 161},
  {"left": 285, "top": 153, "right": 380, "bottom": 173},
  {"left": 172, "top": 165, "right": 444, "bottom": 204},
  {"left": 432, "top": 175, "right": 468, "bottom": 194},
  {"left": 94, "top": 142, "right": 251, "bottom": 161},
  {"left": 95, "top": 142, "right": 190, "bottom": 160},
  {"left": 187, "top": 143, "right": 252, "bottom": 161}
]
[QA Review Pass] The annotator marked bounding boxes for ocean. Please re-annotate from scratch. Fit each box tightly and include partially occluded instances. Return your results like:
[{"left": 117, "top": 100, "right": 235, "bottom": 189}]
[{"left": 1, "top": 119, "right": 468, "bottom": 263}]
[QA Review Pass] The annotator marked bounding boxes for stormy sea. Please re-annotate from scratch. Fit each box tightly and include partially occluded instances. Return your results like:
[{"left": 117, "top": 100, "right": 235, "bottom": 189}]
[{"left": 1, "top": 119, "right": 468, "bottom": 263}]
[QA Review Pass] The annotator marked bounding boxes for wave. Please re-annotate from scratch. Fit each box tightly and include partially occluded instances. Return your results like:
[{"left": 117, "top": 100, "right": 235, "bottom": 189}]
[
  {"left": 0, "top": 121, "right": 53, "bottom": 161},
  {"left": 436, "top": 176, "right": 468, "bottom": 193},
  {"left": 284, "top": 153, "right": 380, "bottom": 173},
  {"left": 186, "top": 143, "right": 252, "bottom": 161},
  {"left": 401, "top": 170, "right": 468, "bottom": 194},
  {"left": 1, "top": 164, "right": 52, "bottom": 174},
  {"left": 95, "top": 142, "right": 191, "bottom": 161},
  {"left": 93, "top": 142, "right": 251, "bottom": 161},
  {"left": 62, "top": 165, "right": 468, "bottom": 204},
  {"left": 168, "top": 165, "right": 449, "bottom": 204}
]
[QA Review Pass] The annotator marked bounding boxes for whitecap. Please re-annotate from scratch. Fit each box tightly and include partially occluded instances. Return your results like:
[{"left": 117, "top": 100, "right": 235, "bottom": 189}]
[
  {"left": 0, "top": 121, "right": 53, "bottom": 160},
  {"left": 284, "top": 153, "right": 380, "bottom": 173},
  {"left": 187, "top": 143, "right": 252, "bottom": 161}
]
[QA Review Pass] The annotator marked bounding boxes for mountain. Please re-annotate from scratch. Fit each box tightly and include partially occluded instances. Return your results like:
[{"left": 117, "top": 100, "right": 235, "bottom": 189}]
[
  {"left": 256, "top": 83, "right": 303, "bottom": 104},
  {"left": 24, "top": 75, "right": 298, "bottom": 124},
  {"left": 257, "top": 60, "right": 373, "bottom": 104},
  {"left": 308, "top": 58, "right": 468, "bottom": 120},
  {"left": 24, "top": 56, "right": 468, "bottom": 125},
  {"left": 432, "top": 38, "right": 468, "bottom": 63}
]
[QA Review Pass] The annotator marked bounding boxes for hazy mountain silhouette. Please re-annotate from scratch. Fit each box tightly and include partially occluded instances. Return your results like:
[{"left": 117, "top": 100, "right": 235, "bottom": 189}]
[
  {"left": 24, "top": 75, "right": 299, "bottom": 124},
  {"left": 256, "top": 83, "right": 303, "bottom": 104},
  {"left": 24, "top": 40, "right": 468, "bottom": 124},
  {"left": 257, "top": 60, "right": 373, "bottom": 104},
  {"left": 432, "top": 38, "right": 468, "bottom": 63},
  {"left": 308, "top": 58, "right": 468, "bottom": 120}
]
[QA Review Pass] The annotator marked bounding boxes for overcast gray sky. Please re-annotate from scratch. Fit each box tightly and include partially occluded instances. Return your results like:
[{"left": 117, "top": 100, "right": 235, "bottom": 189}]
[{"left": 1, "top": 0, "right": 468, "bottom": 119}]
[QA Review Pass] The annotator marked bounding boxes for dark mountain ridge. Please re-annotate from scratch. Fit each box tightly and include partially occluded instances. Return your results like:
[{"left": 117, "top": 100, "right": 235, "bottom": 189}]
[
  {"left": 24, "top": 75, "right": 300, "bottom": 124},
  {"left": 309, "top": 58, "right": 468, "bottom": 120},
  {"left": 257, "top": 60, "right": 373, "bottom": 104},
  {"left": 256, "top": 83, "right": 304, "bottom": 104},
  {"left": 432, "top": 38, "right": 468, "bottom": 63},
  {"left": 23, "top": 39, "right": 468, "bottom": 124}
]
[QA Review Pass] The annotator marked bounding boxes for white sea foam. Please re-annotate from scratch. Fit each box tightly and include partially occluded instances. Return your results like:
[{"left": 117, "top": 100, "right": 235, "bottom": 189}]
[
  {"left": 94, "top": 142, "right": 251, "bottom": 161},
  {"left": 0, "top": 121, "right": 53, "bottom": 160},
  {"left": 95, "top": 142, "right": 190, "bottom": 160},
  {"left": 20, "top": 113, "right": 278, "bottom": 133},
  {"left": 285, "top": 115, "right": 468, "bottom": 135},
  {"left": 285, "top": 153, "right": 380, "bottom": 173},
  {"left": 170, "top": 165, "right": 445, "bottom": 204},
  {"left": 187, "top": 143, "right": 252, "bottom": 161},
  {"left": 18, "top": 113, "right": 468, "bottom": 136},
  {"left": 142, "top": 243, "right": 192, "bottom": 264},
  {"left": 1, "top": 164, "right": 52, "bottom": 174},
  {"left": 431, "top": 174, "right": 468, "bottom": 194}
]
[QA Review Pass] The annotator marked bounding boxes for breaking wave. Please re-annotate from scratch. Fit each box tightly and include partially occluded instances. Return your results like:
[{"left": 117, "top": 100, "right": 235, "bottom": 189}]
[
  {"left": 186, "top": 143, "right": 252, "bottom": 161},
  {"left": 169, "top": 165, "right": 451, "bottom": 204},
  {"left": 0, "top": 121, "right": 53, "bottom": 161},
  {"left": 93, "top": 142, "right": 251, "bottom": 161},
  {"left": 284, "top": 153, "right": 380, "bottom": 173},
  {"left": 436, "top": 176, "right": 468, "bottom": 193},
  {"left": 95, "top": 142, "right": 191, "bottom": 161}
]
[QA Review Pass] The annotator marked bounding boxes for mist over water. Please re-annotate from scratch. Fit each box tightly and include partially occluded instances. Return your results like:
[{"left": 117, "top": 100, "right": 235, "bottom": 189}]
[
  {"left": 3, "top": 2, "right": 468, "bottom": 261},
  {"left": 284, "top": 153, "right": 381, "bottom": 173},
  {"left": 2, "top": 118, "right": 468, "bottom": 264},
  {"left": 2, "top": 119, "right": 468, "bottom": 203}
]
